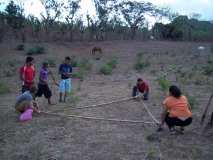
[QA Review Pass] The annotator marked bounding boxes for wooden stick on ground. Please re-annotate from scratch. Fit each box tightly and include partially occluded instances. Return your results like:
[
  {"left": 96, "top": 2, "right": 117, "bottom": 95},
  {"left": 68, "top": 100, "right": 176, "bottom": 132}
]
[
  {"left": 200, "top": 93, "right": 213, "bottom": 125},
  {"left": 40, "top": 111, "right": 156, "bottom": 125}
]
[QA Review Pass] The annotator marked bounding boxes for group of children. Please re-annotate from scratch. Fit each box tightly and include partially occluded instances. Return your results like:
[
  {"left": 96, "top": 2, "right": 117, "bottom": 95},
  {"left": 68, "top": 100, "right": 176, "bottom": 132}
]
[
  {"left": 15, "top": 56, "right": 72, "bottom": 121},
  {"left": 15, "top": 56, "right": 192, "bottom": 134}
]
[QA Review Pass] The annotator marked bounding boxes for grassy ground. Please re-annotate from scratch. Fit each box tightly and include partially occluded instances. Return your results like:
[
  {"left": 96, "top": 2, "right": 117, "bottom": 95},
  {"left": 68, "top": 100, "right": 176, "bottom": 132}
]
[{"left": 0, "top": 40, "right": 213, "bottom": 160}]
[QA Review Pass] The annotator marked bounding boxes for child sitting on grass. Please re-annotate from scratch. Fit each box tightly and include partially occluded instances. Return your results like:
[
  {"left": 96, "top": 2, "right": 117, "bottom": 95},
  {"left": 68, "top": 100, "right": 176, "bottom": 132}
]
[{"left": 15, "top": 86, "right": 40, "bottom": 122}]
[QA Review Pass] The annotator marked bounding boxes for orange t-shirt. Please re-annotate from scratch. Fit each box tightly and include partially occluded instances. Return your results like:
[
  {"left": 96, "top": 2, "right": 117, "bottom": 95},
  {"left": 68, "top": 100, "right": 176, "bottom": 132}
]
[{"left": 163, "top": 96, "right": 192, "bottom": 118}]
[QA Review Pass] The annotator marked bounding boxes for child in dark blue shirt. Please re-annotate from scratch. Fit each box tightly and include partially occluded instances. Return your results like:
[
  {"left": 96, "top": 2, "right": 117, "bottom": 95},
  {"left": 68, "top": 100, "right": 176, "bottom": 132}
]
[{"left": 59, "top": 56, "right": 72, "bottom": 102}]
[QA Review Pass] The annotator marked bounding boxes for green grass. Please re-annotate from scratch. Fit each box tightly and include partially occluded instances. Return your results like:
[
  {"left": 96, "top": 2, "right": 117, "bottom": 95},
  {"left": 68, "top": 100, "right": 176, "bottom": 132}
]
[
  {"left": 77, "top": 81, "right": 82, "bottom": 91},
  {"left": 71, "top": 58, "right": 93, "bottom": 81},
  {"left": 203, "top": 63, "right": 213, "bottom": 75},
  {"left": 99, "top": 64, "right": 113, "bottom": 75},
  {"left": 134, "top": 53, "right": 150, "bottom": 71},
  {"left": 77, "top": 58, "right": 92, "bottom": 71},
  {"left": 184, "top": 92, "right": 197, "bottom": 110},
  {"left": 70, "top": 56, "right": 78, "bottom": 67},
  {"left": 44, "top": 58, "right": 56, "bottom": 67},
  {"left": 99, "top": 57, "right": 119, "bottom": 75},
  {"left": 207, "top": 55, "right": 213, "bottom": 64},
  {"left": 0, "top": 83, "right": 10, "bottom": 94},
  {"left": 137, "top": 52, "right": 144, "bottom": 58},
  {"left": 16, "top": 44, "right": 25, "bottom": 51},
  {"left": 72, "top": 69, "right": 84, "bottom": 81},
  {"left": 107, "top": 57, "right": 118, "bottom": 69},
  {"left": 26, "top": 46, "right": 45, "bottom": 55},
  {"left": 210, "top": 44, "right": 213, "bottom": 53},
  {"left": 67, "top": 92, "right": 80, "bottom": 105},
  {"left": 157, "top": 76, "right": 170, "bottom": 92}
]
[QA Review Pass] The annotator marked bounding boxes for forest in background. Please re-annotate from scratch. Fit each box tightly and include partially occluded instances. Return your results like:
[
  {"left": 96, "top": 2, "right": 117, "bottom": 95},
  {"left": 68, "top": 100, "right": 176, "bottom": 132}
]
[{"left": 0, "top": 0, "right": 213, "bottom": 43}]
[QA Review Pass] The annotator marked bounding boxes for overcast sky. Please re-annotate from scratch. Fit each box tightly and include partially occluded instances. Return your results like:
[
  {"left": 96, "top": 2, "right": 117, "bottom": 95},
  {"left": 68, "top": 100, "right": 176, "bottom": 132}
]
[{"left": 1, "top": 0, "right": 213, "bottom": 21}]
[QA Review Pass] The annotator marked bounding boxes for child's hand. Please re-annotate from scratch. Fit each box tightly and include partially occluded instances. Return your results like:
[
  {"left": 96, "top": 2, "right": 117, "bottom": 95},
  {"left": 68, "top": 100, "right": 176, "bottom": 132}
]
[{"left": 156, "top": 125, "right": 164, "bottom": 132}]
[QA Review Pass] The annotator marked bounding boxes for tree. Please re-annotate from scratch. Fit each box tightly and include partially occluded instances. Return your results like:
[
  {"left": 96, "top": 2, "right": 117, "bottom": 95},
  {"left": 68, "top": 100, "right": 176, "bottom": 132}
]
[
  {"left": 93, "top": 0, "right": 115, "bottom": 40},
  {"left": 115, "top": 1, "right": 157, "bottom": 40},
  {"left": 0, "top": 11, "right": 6, "bottom": 42},
  {"left": 27, "top": 15, "right": 41, "bottom": 41},
  {"left": 5, "top": 0, "right": 25, "bottom": 41},
  {"left": 40, "top": 0, "right": 64, "bottom": 40},
  {"left": 64, "top": 0, "right": 81, "bottom": 41},
  {"left": 152, "top": 15, "right": 213, "bottom": 41},
  {"left": 75, "top": 17, "right": 85, "bottom": 41},
  {"left": 86, "top": 14, "right": 99, "bottom": 41}
]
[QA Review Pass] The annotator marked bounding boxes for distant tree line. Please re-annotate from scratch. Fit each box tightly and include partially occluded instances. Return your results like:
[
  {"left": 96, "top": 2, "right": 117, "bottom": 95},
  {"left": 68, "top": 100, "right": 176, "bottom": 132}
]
[
  {"left": 0, "top": 0, "right": 213, "bottom": 43},
  {"left": 152, "top": 15, "right": 213, "bottom": 41}
]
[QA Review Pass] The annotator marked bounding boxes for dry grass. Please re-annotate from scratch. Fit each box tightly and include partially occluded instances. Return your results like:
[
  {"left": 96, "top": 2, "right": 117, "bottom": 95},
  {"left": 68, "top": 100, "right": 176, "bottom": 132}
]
[{"left": 0, "top": 41, "right": 213, "bottom": 160}]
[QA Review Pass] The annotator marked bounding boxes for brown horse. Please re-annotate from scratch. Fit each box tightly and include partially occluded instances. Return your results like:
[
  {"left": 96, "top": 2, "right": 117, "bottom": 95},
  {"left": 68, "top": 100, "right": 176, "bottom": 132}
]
[{"left": 91, "top": 47, "right": 103, "bottom": 60}]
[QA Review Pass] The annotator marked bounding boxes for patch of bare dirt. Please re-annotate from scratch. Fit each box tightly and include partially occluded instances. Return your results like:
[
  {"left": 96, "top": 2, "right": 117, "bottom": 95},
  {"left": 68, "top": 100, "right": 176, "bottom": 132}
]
[{"left": 1, "top": 41, "right": 213, "bottom": 160}]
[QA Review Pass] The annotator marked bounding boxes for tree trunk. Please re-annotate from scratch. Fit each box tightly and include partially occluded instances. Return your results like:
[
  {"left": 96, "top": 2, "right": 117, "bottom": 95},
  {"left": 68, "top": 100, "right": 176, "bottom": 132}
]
[
  {"left": 131, "top": 27, "right": 136, "bottom": 40},
  {"left": 21, "top": 28, "right": 26, "bottom": 43}
]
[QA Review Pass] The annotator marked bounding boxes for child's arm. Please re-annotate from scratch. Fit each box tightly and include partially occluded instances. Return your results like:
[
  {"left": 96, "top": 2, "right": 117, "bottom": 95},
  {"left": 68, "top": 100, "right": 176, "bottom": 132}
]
[{"left": 32, "top": 101, "right": 40, "bottom": 113}]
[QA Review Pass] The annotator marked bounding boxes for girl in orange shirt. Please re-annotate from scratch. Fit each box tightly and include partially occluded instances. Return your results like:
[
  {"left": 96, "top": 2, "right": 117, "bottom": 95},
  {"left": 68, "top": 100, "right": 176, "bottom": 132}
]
[{"left": 158, "top": 85, "right": 192, "bottom": 134}]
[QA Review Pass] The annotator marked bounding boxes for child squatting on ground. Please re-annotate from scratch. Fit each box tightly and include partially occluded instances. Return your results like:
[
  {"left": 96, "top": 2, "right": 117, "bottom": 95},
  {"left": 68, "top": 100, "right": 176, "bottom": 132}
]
[
  {"left": 132, "top": 78, "right": 149, "bottom": 100},
  {"left": 19, "top": 56, "right": 36, "bottom": 93},
  {"left": 59, "top": 56, "right": 72, "bottom": 102},
  {"left": 158, "top": 85, "right": 193, "bottom": 134},
  {"left": 15, "top": 86, "right": 40, "bottom": 122},
  {"left": 36, "top": 62, "right": 57, "bottom": 105}
]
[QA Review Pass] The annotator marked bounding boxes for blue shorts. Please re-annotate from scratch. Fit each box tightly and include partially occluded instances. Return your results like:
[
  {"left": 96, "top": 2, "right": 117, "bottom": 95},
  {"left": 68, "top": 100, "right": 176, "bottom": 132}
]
[{"left": 59, "top": 78, "right": 71, "bottom": 93}]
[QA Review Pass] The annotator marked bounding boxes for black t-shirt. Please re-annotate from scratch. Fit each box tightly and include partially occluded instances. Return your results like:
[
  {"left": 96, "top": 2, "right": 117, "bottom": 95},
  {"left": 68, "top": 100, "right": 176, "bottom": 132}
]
[{"left": 59, "top": 64, "right": 72, "bottom": 79}]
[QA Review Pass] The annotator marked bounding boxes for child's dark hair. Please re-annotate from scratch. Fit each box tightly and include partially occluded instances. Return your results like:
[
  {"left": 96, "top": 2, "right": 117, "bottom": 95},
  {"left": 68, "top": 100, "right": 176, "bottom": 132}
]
[
  {"left": 26, "top": 56, "right": 34, "bottom": 63},
  {"left": 65, "top": 56, "right": 71, "bottom": 61},
  {"left": 169, "top": 85, "right": 182, "bottom": 98},
  {"left": 43, "top": 62, "right": 49, "bottom": 67},
  {"left": 29, "top": 85, "right": 37, "bottom": 94},
  {"left": 137, "top": 78, "right": 143, "bottom": 82}
]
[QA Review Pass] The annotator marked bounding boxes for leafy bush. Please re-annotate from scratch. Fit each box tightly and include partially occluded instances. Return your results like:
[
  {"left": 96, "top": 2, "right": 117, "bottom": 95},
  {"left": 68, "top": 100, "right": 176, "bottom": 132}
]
[
  {"left": 134, "top": 59, "right": 150, "bottom": 71},
  {"left": 67, "top": 92, "right": 80, "bottom": 105},
  {"left": 207, "top": 55, "right": 213, "bottom": 64},
  {"left": 0, "top": 83, "right": 10, "bottom": 94},
  {"left": 203, "top": 64, "right": 213, "bottom": 75},
  {"left": 26, "top": 46, "right": 45, "bottom": 55},
  {"left": 16, "top": 44, "right": 24, "bottom": 51},
  {"left": 137, "top": 52, "right": 144, "bottom": 58},
  {"left": 107, "top": 57, "right": 118, "bottom": 69},
  {"left": 44, "top": 58, "right": 56, "bottom": 67},
  {"left": 185, "top": 93, "right": 197, "bottom": 110},
  {"left": 78, "top": 58, "right": 92, "bottom": 71},
  {"left": 157, "top": 76, "right": 170, "bottom": 92},
  {"left": 99, "top": 64, "right": 113, "bottom": 75},
  {"left": 71, "top": 58, "right": 92, "bottom": 81},
  {"left": 72, "top": 70, "right": 84, "bottom": 81},
  {"left": 210, "top": 44, "right": 213, "bottom": 53},
  {"left": 70, "top": 56, "right": 78, "bottom": 67},
  {"left": 134, "top": 53, "right": 150, "bottom": 71}
]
